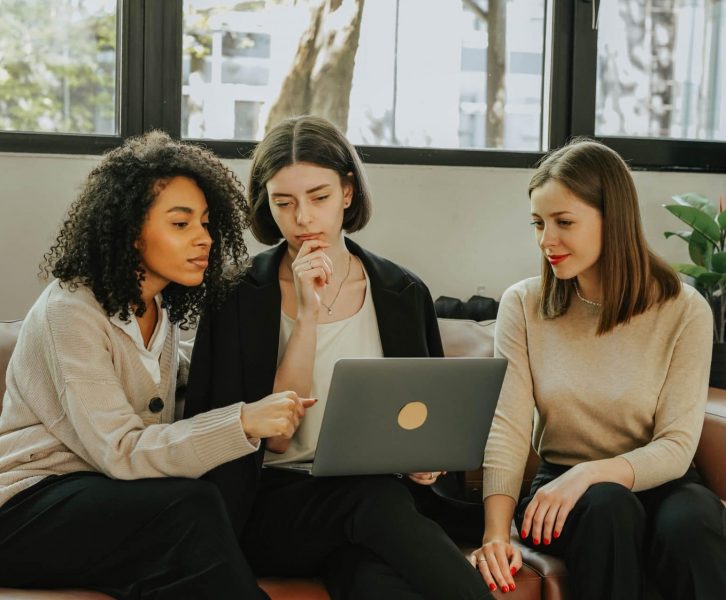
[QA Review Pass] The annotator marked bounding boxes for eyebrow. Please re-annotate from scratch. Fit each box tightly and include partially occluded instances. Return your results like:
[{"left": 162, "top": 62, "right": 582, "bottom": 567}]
[
  {"left": 166, "top": 206, "right": 210, "bottom": 215},
  {"left": 530, "top": 210, "right": 576, "bottom": 217},
  {"left": 271, "top": 183, "right": 331, "bottom": 198}
]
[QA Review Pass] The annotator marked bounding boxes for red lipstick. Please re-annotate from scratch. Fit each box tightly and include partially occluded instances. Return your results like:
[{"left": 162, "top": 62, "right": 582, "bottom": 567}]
[{"left": 547, "top": 254, "right": 570, "bottom": 266}]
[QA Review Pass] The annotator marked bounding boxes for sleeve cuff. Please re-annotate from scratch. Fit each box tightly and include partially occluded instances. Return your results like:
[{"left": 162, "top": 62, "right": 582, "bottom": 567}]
[
  {"left": 482, "top": 467, "right": 522, "bottom": 502},
  {"left": 190, "top": 403, "right": 259, "bottom": 472}
]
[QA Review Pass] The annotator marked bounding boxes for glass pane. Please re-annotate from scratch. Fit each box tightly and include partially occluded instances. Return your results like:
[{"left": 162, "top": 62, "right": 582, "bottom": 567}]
[
  {"left": 0, "top": 0, "right": 118, "bottom": 135},
  {"left": 596, "top": 0, "right": 726, "bottom": 142},
  {"left": 181, "top": 0, "right": 547, "bottom": 151}
]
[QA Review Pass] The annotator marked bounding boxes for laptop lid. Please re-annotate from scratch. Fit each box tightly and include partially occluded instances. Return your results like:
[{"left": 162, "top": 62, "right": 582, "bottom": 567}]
[{"left": 311, "top": 357, "right": 506, "bottom": 476}]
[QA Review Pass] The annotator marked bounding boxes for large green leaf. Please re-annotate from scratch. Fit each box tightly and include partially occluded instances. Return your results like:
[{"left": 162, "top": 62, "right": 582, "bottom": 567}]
[
  {"left": 712, "top": 252, "right": 726, "bottom": 273},
  {"left": 664, "top": 205, "right": 721, "bottom": 245},
  {"left": 664, "top": 231, "right": 691, "bottom": 242},
  {"left": 672, "top": 263, "right": 709, "bottom": 278},
  {"left": 664, "top": 231, "right": 711, "bottom": 266},
  {"left": 691, "top": 231, "right": 712, "bottom": 267},
  {"left": 671, "top": 193, "right": 717, "bottom": 218},
  {"left": 717, "top": 210, "right": 726, "bottom": 232}
]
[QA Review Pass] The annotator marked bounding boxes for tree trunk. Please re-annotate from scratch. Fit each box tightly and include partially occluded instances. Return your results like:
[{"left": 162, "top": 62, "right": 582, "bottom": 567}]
[
  {"left": 265, "top": 0, "right": 365, "bottom": 134},
  {"left": 486, "top": 0, "right": 506, "bottom": 148},
  {"left": 649, "top": 0, "right": 676, "bottom": 136}
]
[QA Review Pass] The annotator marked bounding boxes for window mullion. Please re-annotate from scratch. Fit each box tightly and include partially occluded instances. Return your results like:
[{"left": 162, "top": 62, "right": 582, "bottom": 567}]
[
  {"left": 120, "top": 0, "right": 144, "bottom": 137},
  {"left": 142, "top": 0, "right": 183, "bottom": 135},
  {"left": 546, "top": 0, "right": 576, "bottom": 149},
  {"left": 570, "top": 0, "right": 597, "bottom": 137}
]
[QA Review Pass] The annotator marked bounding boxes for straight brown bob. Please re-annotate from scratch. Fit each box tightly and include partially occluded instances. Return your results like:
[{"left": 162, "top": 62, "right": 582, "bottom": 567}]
[
  {"left": 247, "top": 115, "right": 373, "bottom": 245},
  {"left": 530, "top": 138, "right": 681, "bottom": 335}
]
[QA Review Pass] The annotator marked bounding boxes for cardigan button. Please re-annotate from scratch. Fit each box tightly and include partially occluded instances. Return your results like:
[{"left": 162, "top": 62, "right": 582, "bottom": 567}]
[{"left": 148, "top": 397, "right": 164, "bottom": 413}]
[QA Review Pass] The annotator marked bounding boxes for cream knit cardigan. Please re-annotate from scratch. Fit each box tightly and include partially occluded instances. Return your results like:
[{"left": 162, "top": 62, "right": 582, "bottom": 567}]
[{"left": 0, "top": 281, "right": 258, "bottom": 508}]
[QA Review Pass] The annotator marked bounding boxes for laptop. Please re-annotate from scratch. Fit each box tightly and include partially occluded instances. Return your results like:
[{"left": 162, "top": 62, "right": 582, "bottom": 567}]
[{"left": 281, "top": 357, "right": 506, "bottom": 477}]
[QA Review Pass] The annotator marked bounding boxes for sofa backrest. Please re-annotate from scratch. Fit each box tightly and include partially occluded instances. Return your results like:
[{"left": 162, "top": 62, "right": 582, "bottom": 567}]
[
  {"left": 0, "top": 321, "right": 22, "bottom": 400},
  {"left": 438, "top": 318, "right": 495, "bottom": 358}
]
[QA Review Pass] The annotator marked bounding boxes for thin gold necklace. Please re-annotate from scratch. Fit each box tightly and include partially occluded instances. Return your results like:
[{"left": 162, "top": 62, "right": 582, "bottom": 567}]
[
  {"left": 321, "top": 253, "right": 352, "bottom": 315},
  {"left": 573, "top": 280, "right": 601, "bottom": 308}
]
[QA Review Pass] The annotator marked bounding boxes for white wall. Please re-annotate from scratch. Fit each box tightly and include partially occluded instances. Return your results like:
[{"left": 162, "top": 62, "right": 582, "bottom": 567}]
[{"left": 2, "top": 152, "right": 725, "bottom": 319}]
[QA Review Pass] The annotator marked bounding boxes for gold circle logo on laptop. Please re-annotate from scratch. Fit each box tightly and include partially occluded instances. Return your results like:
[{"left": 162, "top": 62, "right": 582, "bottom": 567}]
[{"left": 398, "top": 402, "right": 428, "bottom": 430}]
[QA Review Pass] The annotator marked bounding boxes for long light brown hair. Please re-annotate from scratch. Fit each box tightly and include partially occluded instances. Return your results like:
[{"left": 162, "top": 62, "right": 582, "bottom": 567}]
[{"left": 530, "top": 138, "right": 680, "bottom": 335}]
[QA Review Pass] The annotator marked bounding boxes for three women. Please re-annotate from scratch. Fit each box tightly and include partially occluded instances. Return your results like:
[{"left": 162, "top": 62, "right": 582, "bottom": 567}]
[{"left": 1, "top": 121, "right": 723, "bottom": 600}]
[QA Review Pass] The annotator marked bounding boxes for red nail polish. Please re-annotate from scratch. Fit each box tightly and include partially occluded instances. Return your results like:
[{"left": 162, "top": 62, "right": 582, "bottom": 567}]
[
  {"left": 520, "top": 529, "right": 528, "bottom": 538},
  {"left": 511, "top": 583, "right": 517, "bottom": 591},
  {"left": 533, "top": 538, "right": 540, "bottom": 545},
  {"left": 502, "top": 586, "right": 509, "bottom": 593},
  {"left": 489, "top": 583, "right": 496, "bottom": 591},
  {"left": 554, "top": 530, "right": 560, "bottom": 539},
  {"left": 544, "top": 538, "right": 550, "bottom": 545},
  {"left": 510, "top": 566, "right": 517, "bottom": 575}
]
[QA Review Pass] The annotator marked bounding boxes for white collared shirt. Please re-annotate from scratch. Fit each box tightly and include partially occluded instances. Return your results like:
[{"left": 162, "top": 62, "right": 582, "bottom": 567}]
[{"left": 110, "top": 295, "right": 169, "bottom": 385}]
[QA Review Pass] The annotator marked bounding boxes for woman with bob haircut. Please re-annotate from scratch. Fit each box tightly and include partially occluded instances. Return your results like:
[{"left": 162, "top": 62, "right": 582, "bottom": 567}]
[
  {"left": 0, "top": 131, "right": 310, "bottom": 599},
  {"left": 185, "top": 115, "right": 490, "bottom": 600},
  {"left": 470, "top": 138, "right": 726, "bottom": 599}
]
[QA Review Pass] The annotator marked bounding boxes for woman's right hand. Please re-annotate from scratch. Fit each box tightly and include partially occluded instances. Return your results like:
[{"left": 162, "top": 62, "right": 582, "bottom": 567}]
[
  {"left": 291, "top": 240, "right": 333, "bottom": 317},
  {"left": 469, "top": 538, "right": 522, "bottom": 594},
  {"left": 240, "top": 391, "right": 317, "bottom": 439}
]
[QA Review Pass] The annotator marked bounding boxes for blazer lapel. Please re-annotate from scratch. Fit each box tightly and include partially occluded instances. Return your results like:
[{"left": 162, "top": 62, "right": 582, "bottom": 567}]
[
  {"left": 347, "top": 239, "right": 426, "bottom": 357},
  {"left": 237, "top": 244, "right": 286, "bottom": 403}
]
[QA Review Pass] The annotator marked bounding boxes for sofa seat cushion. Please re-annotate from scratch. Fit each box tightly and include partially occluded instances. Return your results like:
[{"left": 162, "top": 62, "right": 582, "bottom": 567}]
[{"left": 258, "top": 578, "right": 329, "bottom": 599}]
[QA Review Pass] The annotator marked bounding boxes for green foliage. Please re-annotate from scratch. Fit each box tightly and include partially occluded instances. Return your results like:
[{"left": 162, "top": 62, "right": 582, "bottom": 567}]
[
  {"left": 664, "top": 193, "right": 726, "bottom": 342},
  {"left": 0, "top": 0, "right": 116, "bottom": 134}
]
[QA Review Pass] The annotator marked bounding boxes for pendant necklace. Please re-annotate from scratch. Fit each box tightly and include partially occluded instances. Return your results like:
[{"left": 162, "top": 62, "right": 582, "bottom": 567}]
[{"left": 320, "top": 253, "right": 352, "bottom": 315}]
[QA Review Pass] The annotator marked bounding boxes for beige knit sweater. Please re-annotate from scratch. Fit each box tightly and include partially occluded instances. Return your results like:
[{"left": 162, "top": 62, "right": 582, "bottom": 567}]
[
  {"left": 482, "top": 277, "right": 713, "bottom": 500},
  {"left": 0, "top": 281, "right": 258, "bottom": 508}
]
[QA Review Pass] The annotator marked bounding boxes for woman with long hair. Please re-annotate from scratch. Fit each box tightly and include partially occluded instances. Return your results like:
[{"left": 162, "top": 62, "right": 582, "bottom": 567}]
[{"left": 471, "top": 139, "right": 726, "bottom": 599}]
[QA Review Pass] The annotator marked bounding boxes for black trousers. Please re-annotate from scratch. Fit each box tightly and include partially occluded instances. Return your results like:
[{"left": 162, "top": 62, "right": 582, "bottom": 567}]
[
  {"left": 240, "top": 468, "right": 490, "bottom": 600},
  {"left": 515, "top": 462, "right": 726, "bottom": 600},
  {"left": 0, "top": 472, "right": 267, "bottom": 600}
]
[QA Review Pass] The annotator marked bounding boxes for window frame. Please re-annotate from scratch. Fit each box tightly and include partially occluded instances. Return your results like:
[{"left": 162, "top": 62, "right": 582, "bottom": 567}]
[
  {"left": 0, "top": 0, "right": 724, "bottom": 174},
  {"left": 569, "top": 0, "right": 726, "bottom": 173}
]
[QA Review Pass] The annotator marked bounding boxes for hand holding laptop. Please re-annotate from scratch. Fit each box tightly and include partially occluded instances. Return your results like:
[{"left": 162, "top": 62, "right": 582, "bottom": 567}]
[{"left": 409, "top": 471, "right": 447, "bottom": 486}]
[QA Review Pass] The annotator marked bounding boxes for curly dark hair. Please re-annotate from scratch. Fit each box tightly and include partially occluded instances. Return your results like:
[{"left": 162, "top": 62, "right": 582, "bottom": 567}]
[{"left": 41, "top": 130, "right": 249, "bottom": 328}]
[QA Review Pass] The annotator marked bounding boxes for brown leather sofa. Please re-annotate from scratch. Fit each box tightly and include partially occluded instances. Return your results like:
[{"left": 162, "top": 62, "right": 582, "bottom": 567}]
[{"left": 1, "top": 317, "right": 724, "bottom": 600}]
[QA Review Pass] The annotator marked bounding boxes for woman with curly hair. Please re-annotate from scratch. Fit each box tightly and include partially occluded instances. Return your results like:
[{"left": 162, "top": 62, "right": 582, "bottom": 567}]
[{"left": 0, "top": 131, "right": 309, "bottom": 599}]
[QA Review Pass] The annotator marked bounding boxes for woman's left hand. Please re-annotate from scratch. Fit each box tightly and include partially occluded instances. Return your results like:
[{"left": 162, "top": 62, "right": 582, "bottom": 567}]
[
  {"left": 520, "top": 463, "right": 592, "bottom": 545},
  {"left": 408, "top": 471, "right": 446, "bottom": 486}
]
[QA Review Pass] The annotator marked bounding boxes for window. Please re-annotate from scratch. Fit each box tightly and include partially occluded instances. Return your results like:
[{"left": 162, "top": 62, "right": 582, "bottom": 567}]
[
  {"left": 0, "top": 0, "right": 118, "bottom": 135},
  {"left": 1, "top": 0, "right": 725, "bottom": 172},
  {"left": 595, "top": 0, "right": 726, "bottom": 142},
  {"left": 180, "top": 0, "right": 548, "bottom": 152},
  {"left": 569, "top": 0, "right": 726, "bottom": 171}
]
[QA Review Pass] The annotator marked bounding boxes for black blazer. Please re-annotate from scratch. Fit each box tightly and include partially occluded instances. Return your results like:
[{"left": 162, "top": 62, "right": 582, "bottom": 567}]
[{"left": 185, "top": 238, "right": 443, "bottom": 533}]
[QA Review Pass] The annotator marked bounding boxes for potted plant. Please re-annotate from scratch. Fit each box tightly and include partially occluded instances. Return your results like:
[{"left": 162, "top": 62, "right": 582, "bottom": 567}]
[{"left": 664, "top": 193, "right": 726, "bottom": 388}]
